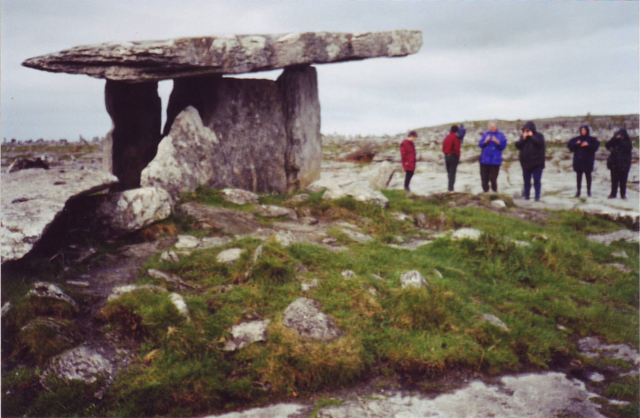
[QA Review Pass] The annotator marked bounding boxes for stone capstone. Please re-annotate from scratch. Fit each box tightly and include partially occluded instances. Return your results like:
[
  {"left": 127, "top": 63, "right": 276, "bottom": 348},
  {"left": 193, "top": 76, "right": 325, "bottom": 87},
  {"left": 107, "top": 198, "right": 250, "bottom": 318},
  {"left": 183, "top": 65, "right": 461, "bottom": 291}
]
[
  {"left": 223, "top": 319, "right": 271, "bottom": 351},
  {"left": 281, "top": 297, "right": 342, "bottom": 341},
  {"left": 1, "top": 168, "right": 118, "bottom": 263},
  {"left": 23, "top": 30, "right": 423, "bottom": 82},
  {"left": 94, "top": 187, "right": 172, "bottom": 235},
  {"left": 41, "top": 345, "right": 114, "bottom": 387},
  {"left": 400, "top": 270, "right": 429, "bottom": 289}
]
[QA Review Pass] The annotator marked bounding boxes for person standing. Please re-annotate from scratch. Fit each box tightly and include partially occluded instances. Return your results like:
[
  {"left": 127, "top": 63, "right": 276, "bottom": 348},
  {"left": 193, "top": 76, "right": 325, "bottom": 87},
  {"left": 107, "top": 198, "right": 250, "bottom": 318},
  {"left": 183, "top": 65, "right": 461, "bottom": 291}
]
[
  {"left": 401, "top": 131, "right": 417, "bottom": 192},
  {"left": 478, "top": 121, "right": 507, "bottom": 193},
  {"left": 515, "top": 121, "right": 546, "bottom": 201},
  {"left": 567, "top": 125, "right": 600, "bottom": 197},
  {"left": 606, "top": 128, "right": 633, "bottom": 200},
  {"left": 442, "top": 125, "right": 461, "bottom": 192},
  {"left": 457, "top": 123, "right": 467, "bottom": 144}
]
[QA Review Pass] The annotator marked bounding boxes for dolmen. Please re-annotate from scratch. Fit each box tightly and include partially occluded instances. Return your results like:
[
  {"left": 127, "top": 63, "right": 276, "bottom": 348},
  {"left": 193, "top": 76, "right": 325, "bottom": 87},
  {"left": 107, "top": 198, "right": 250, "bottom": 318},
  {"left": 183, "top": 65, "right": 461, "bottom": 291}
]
[{"left": 3, "top": 30, "right": 422, "bottom": 264}]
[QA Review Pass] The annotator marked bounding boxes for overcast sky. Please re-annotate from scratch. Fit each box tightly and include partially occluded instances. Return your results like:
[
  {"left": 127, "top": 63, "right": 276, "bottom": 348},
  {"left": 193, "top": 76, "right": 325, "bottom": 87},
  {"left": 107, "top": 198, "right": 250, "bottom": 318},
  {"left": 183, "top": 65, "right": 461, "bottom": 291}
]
[{"left": 1, "top": 0, "right": 638, "bottom": 140}]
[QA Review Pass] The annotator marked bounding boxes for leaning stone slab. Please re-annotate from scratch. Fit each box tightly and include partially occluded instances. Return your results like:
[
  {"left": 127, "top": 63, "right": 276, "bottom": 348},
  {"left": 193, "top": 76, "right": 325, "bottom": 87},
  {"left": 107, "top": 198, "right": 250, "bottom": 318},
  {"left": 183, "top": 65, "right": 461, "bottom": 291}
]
[
  {"left": 1, "top": 168, "right": 118, "bottom": 263},
  {"left": 23, "top": 30, "right": 423, "bottom": 82},
  {"left": 282, "top": 297, "right": 341, "bottom": 341},
  {"left": 94, "top": 187, "right": 172, "bottom": 236},
  {"left": 224, "top": 319, "right": 271, "bottom": 351},
  {"left": 400, "top": 271, "right": 429, "bottom": 289},
  {"left": 41, "top": 345, "right": 113, "bottom": 387}
]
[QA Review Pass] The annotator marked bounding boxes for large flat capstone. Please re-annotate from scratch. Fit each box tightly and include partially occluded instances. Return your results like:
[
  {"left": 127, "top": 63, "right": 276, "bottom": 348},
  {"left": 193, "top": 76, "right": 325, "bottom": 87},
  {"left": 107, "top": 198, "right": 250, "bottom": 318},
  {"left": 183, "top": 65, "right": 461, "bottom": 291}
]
[
  {"left": 23, "top": 30, "right": 422, "bottom": 82},
  {"left": 1, "top": 168, "right": 118, "bottom": 263}
]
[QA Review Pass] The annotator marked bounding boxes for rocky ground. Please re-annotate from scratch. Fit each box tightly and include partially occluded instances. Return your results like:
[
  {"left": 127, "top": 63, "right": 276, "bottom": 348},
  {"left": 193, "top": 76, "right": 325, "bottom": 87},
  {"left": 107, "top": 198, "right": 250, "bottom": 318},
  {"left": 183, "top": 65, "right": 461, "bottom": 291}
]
[{"left": 1, "top": 115, "right": 638, "bottom": 418}]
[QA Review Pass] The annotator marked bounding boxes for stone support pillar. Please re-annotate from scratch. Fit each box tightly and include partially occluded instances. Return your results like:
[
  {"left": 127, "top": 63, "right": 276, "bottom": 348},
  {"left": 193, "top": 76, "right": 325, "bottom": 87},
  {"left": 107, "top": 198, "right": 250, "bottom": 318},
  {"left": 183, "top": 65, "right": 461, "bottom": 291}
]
[
  {"left": 104, "top": 80, "right": 161, "bottom": 190},
  {"left": 277, "top": 65, "right": 322, "bottom": 191}
]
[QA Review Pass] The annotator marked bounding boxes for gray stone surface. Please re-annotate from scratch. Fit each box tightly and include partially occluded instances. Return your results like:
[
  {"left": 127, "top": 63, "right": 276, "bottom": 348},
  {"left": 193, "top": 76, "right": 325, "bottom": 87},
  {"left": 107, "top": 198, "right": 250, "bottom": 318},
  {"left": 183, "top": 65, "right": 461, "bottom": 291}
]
[
  {"left": 587, "top": 229, "right": 639, "bottom": 246},
  {"left": 480, "top": 313, "right": 510, "bottom": 332},
  {"left": 107, "top": 284, "right": 168, "bottom": 302},
  {"left": 339, "top": 228, "right": 373, "bottom": 244},
  {"left": 203, "top": 404, "right": 305, "bottom": 418},
  {"left": 277, "top": 66, "right": 322, "bottom": 191},
  {"left": 578, "top": 336, "right": 640, "bottom": 365},
  {"left": 1, "top": 168, "right": 118, "bottom": 263},
  {"left": 28, "top": 282, "right": 79, "bottom": 312},
  {"left": 400, "top": 270, "right": 429, "bottom": 289},
  {"left": 451, "top": 228, "right": 483, "bottom": 241},
  {"left": 24, "top": 30, "right": 422, "bottom": 81},
  {"left": 169, "top": 292, "right": 190, "bottom": 320},
  {"left": 178, "top": 203, "right": 261, "bottom": 235},
  {"left": 253, "top": 205, "right": 297, "bottom": 220},
  {"left": 301, "top": 279, "right": 319, "bottom": 292},
  {"left": 141, "top": 107, "right": 220, "bottom": 199},
  {"left": 148, "top": 269, "right": 197, "bottom": 290},
  {"left": 94, "top": 187, "right": 172, "bottom": 235},
  {"left": 41, "top": 345, "right": 113, "bottom": 386},
  {"left": 282, "top": 297, "right": 341, "bottom": 341},
  {"left": 160, "top": 251, "right": 180, "bottom": 262},
  {"left": 341, "top": 270, "right": 356, "bottom": 279},
  {"left": 369, "top": 161, "right": 397, "bottom": 190},
  {"left": 221, "top": 188, "right": 260, "bottom": 205},
  {"left": 217, "top": 248, "right": 244, "bottom": 264},
  {"left": 274, "top": 230, "right": 296, "bottom": 247},
  {"left": 224, "top": 319, "right": 271, "bottom": 351}
]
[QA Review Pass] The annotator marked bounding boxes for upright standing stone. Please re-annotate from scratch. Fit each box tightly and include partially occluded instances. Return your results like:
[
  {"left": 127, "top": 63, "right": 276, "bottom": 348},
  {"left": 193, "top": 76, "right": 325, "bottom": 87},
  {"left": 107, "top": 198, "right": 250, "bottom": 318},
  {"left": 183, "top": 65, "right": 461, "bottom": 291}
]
[
  {"left": 104, "top": 80, "right": 161, "bottom": 190},
  {"left": 277, "top": 66, "right": 321, "bottom": 191}
]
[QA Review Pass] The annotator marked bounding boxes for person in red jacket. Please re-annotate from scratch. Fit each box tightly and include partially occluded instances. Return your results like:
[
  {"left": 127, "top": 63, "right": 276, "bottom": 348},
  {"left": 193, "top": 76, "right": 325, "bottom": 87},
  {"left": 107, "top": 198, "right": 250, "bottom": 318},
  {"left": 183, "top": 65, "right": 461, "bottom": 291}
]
[
  {"left": 400, "top": 131, "right": 418, "bottom": 192},
  {"left": 442, "top": 125, "right": 461, "bottom": 192}
]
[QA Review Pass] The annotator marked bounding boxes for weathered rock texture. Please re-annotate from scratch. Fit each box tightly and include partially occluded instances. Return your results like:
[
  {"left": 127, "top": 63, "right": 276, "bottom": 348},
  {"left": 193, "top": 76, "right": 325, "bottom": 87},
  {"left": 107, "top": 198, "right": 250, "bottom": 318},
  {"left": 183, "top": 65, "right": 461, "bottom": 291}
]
[
  {"left": 224, "top": 319, "right": 271, "bottom": 351},
  {"left": 41, "top": 345, "right": 113, "bottom": 387},
  {"left": 23, "top": 30, "right": 423, "bottom": 82},
  {"left": 178, "top": 203, "right": 261, "bottom": 235},
  {"left": 282, "top": 297, "right": 341, "bottom": 341},
  {"left": 103, "top": 80, "right": 161, "bottom": 190},
  {"left": 1, "top": 168, "right": 118, "bottom": 263}
]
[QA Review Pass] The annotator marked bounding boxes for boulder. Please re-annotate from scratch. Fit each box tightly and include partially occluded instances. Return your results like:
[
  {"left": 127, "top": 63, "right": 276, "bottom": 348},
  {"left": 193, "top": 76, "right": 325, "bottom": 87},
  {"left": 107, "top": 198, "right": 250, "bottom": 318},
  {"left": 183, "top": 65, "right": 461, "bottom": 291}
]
[
  {"left": 1, "top": 168, "right": 118, "bottom": 263},
  {"left": 282, "top": 297, "right": 341, "bottom": 341},
  {"left": 217, "top": 248, "right": 244, "bottom": 264},
  {"left": 221, "top": 188, "right": 260, "bottom": 205},
  {"left": 491, "top": 200, "right": 507, "bottom": 208},
  {"left": 140, "top": 107, "right": 220, "bottom": 199},
  {"left": 94, "top": 187, "right": 172, "bottom": 236},
  {"left": 23, "top": 30, "right": 423, "bottom": 82},
  {"left": 223, "top": 319, "right": 271, "bottom": 351},
  {"left": 369, "top": 161, "right": 397, "bottom": 190},
  {"left": 451, "top": 228, "right": 483, "bottom": 241},
  {"left": 254, "top": 205, "right": 298, "bottom": 220},
  {"left": 41, "top": 345, "right": 113, "bottom": 387},
  {"left": 28, "top": 282, "right": 79, "bottom": 314},
  {"left": 19, "top": 318, "right": 80, "bottom": 360},
  {"left": 178, "top": 203, "right": 261, "bottom": 235},
  {"left": 400, "top": 271, "right": 429, "bottom": 289}
]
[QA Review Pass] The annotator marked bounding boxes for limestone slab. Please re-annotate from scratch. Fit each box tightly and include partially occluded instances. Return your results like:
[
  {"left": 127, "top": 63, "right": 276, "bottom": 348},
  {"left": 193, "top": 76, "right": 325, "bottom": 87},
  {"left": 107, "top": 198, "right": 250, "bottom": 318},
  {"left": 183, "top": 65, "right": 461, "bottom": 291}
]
[{"left": 24, "top": 30, "right": 423, "bottom": 82}]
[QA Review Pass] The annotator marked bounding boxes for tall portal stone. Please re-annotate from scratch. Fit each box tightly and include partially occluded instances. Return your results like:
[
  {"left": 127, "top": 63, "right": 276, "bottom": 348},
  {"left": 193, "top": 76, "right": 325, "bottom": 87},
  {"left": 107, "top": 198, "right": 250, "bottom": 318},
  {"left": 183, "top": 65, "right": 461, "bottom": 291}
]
[
  {"left": 104, "top": 81, "right": 161, "bottom": 190},
  {"left": 277, "top": 66, "right": 321, "bottom": 191}
]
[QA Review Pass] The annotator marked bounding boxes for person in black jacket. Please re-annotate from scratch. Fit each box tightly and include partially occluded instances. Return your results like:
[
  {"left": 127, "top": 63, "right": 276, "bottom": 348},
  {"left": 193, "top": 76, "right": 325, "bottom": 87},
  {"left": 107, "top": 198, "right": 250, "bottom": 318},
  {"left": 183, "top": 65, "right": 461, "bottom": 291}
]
[
  {"left": 605, "top": 128, "right": 633, "bottom": 199},
  {"left": 515, "top": 121, "right": 546, "bottom": 201},
  {"left": 567, "top": 125, "right": 600, "bottom": 197}
]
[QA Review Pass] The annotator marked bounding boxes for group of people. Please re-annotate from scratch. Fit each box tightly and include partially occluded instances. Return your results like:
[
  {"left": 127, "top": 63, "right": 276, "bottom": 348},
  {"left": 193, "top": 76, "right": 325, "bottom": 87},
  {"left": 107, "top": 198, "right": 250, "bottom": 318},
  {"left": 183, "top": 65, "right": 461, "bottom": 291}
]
[{"left": 400, "top": 122, "right": 634, "bottom": 200}]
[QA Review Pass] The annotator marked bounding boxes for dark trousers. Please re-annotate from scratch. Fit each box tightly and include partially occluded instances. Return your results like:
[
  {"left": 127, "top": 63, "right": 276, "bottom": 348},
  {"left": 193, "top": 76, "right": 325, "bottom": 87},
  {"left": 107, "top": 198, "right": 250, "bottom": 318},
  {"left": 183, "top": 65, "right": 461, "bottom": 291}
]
[
  {"left": 610, "top": 166, "right": 630, "bottom": 198},
  {"left": 576, "top": 171, "right": 592, "bottom": 196},
  {"left": 445, "top": 155, "right": 459, "bottom": 191},
  {"left": 480, "top": 164, "right": 500, "bottom": 192},
  {"left": 404, "top": 170, "right": 414, "bottom": 191},
  {"left": 523, "top": 167, "right": 543, "bottom": 200}
]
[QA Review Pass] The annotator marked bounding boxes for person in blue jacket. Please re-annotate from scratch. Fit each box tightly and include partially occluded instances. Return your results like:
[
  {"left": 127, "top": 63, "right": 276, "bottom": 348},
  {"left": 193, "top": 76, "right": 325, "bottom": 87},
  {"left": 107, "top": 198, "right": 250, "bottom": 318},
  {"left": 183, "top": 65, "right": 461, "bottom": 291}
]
[
  {"left": 478, "top": 121, "right": 508, "bottom": 192},
  {"left": 567, "top": 125, "right": 600, "bottom": 197}
]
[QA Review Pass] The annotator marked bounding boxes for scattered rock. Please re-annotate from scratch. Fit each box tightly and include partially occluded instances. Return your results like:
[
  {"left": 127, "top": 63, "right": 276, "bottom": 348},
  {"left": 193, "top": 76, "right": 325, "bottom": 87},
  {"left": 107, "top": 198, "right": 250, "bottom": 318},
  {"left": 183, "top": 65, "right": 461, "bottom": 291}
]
[
  {"left": 148, "top": 269, "right": 198, "bottom": 290},
  {"left": 217, "top": 248, "right": 244, "bottom": 264},
  {"left": 1, "top": 168, "right": 118, "bottom": 263},
  {"left": 66, "top": 280, "right": 90, "bottom": 288},
  {"left": 339, "top": 228, "right": 373, "bottom": 244},
  {"left": 588, "top": 372, "right": 605, "bottom": 382},
  {"left": 392, "top": 212, "right": 414, "bottom": 223},
  {"left": 175, "top": 235, "right": 200, "bottom": 249},
  {"left": 178, "top": 203, "right": 261, "bottom": 235},
  {"left": 223, "top": 319, "right": 271, "bottom": 351},
  {"left": 491, "top": 199, "right": 507, "bottom": 208},
  {"left": 201, "top": 403, "right": 305, "bottom": 418},
  {"left": 299, "top": 216, "right": 319, "bottom": 226},
  {"left": 400, "top": 270, "right": 429, "bottom": 289},
  {"left": 19, "top": 318, "right": 80, "bottom": 360},
  {"left": 480, "top": 313, "right": 510, "bottom": 332},
  {"left": 8, "top": 157, "right": 49, "bottom": 173},
  {"left": 513, "top": 240, "right": 531, "bottom": 248},
  {"left": 221, "top": 188, "right": 259, "bottom": 205},
  {"left": 608, "top": 263, "right": 632, "bottom": 273},
  {"left": 433, "top": 268, "right": 443, "bottom": 279},
  {"left": 175, "top": 234, "right": 232, "bottom": 250},
  {"left": 387, "top": 239, "right": 434, "bottom": 251},
  {"left": 451, "top": 228, "right": 483, "bottom": 241},
  {"left": 369, "top": 161, "right": 397, "bottom": 190},
  {"left": 281, "top": 297, "right": 341, "bottom": 341},
  {"left": 343, "top": 184, "right": 390, "bottom": 208},
  {"left": 301, "top": 279, "right": 319, "bottom": 292},
  {"left": 612, "top": 251, "right": 628, "bottom": 259},
  {"left": 169, "top": 293, "right": 190, "bottom": 320},
  {"left": 274, "top": 230, "right": 296, "bottom": 247},
  {"left": 578, "top": 337, "right": 640, "bottom": 365},
  {"left": 28, "top": 282, "right": 79, "bottom": 313},
  {"left": 286, "top": 194, "right": 310, "bottom": 204},
  {"left": 94, "top": 187, "right": 172, "bottom": 236},
  {"left": 323, "top": 188, "right": 347, "bottom": 200},
  {"left": 107, "top": 284, "right": 167, "bottom": 302},
  {"left": 414, "top": 213, "right": 428, "bottom": 228},
  {"left": 41, "top": 345, "right": 113, "bottom": 387},
  {"left": 160, "top": 251, "right": 180, "bottom": 262},
  {"left": 253, "top": 205, "right": 297, "bottom": 220},
  {"left": 341, "top": 270, "right": 356, "bottom": 279},
  {"left": 587, "top": 230, "right": 638, "bottom": 246}
]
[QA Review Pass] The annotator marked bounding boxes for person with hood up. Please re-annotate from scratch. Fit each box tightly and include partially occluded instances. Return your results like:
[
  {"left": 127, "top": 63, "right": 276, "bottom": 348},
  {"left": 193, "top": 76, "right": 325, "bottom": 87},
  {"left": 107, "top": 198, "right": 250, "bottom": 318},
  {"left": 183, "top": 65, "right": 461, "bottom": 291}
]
[
  {"left": 457, "top": 123, "right": 466, "bottom": 144},
  {"left": 567, "top": 125, "right": 600, "bottom": 197},
  {"left": 400, "top": 131, "right": 418, "bottom": 192},
  {"left": 478, "top": 121, "right": 508, "bottom": 193},
  {"left": 515, "top": 121, "right": 546, "bottom": 201},
  {"left": 442, "top": 125, "right": 461, "bottom": 192},
  {"left": 605, "top": 128, "right": 633, "bottom": 199}
]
